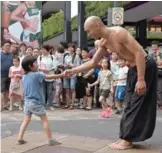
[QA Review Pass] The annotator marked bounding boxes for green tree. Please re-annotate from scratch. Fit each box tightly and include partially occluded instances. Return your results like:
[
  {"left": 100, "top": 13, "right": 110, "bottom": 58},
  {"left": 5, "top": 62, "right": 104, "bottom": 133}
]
[{"left": 42, "top": 2, "right": 122, "bottom": 41}]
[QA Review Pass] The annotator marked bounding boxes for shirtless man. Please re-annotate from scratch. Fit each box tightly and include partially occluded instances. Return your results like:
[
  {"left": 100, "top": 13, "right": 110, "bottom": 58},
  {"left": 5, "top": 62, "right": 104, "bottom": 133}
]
[{"left": 64, "top": 16, "right": 157, "bottom": 150}]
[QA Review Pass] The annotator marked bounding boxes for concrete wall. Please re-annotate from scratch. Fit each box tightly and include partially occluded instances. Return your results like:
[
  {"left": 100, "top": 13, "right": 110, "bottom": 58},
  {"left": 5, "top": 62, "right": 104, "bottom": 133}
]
[{"left": 43, "top": 31, "right": 78, "bottom": 46}]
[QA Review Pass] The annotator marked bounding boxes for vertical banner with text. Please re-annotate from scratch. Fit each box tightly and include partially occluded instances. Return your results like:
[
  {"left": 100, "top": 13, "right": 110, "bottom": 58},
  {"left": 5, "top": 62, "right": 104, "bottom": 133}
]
[{"left": 1, "top": 1, "right": 42, "bottom": 47}]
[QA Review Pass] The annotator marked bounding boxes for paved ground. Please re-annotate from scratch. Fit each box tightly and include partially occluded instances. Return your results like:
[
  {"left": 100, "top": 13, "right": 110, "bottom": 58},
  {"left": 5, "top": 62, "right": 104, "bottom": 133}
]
[{"left": 1, "top": 109, "right": 162, "bottom": 153}]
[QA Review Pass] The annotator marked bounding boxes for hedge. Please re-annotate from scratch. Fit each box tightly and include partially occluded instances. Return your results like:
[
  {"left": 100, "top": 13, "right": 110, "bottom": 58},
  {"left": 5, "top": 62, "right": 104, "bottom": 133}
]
[
  {"left": 42, "top": 10, "right": 64, "bottom": 40},
  {"left": 42, "top": 2, "right": 162, "bottom": 41},
  {"left": 42, "top": 2, "right": 123, "bottom": 40}
]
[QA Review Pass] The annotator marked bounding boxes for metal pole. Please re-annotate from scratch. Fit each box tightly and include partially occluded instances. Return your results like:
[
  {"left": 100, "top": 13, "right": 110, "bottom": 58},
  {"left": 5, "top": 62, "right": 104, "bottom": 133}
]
[
  {"left": 0, "top": 1, "right": 1, "bottom": 48},
  {"left": 78, "top": 1, "right": 87, "bottom": 48},
  {"left": 113, "top": 1, "right": 120, "bottom": 7},
  {"left": 107, "top": 8, "right": 112, "bottom": 26},
  {"left": 113, "top": 1, "right": 123, "bottom": 26},
  {"left": 64, "top": 1, "right": 72, "bottom": 43}
]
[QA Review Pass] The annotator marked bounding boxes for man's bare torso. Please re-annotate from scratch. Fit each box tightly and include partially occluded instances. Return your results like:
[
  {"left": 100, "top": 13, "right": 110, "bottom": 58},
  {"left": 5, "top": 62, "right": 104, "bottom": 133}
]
[{"left": 98, "top": 26, "right": 146, "bottom": 65}]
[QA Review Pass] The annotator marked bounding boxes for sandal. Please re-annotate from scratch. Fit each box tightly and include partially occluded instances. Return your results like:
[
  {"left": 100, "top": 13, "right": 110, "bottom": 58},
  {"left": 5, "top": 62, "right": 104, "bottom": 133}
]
[
  {"left": 79, "top": 105, "right": 86, "bottom": 109},
  {"left": 68, "top": 105, "right": 74, "bottom": 110},
  {"left": 63, "top": 105, "right": 69, "bottom": 109},
  {"left": 84, "top": 107, "right": 92, "bottom": 111}
]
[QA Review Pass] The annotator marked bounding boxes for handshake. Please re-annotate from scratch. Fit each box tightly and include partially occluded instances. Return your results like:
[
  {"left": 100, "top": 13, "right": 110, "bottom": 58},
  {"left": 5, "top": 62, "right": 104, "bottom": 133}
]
[{"left": 59, "top": 69, "right": 76, "bottom": 78}]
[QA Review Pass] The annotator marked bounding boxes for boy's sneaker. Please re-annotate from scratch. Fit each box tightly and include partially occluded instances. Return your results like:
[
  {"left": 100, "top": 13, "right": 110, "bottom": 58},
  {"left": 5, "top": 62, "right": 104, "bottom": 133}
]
[
  {"left": 48, "top": 139, "right": 61, "bottom": 146},
  {"left": 17, "top": 140, "right": 27, "bottom": 145},
  {"left": 115, "top": 109, "right": 122, "bottom": 115}
]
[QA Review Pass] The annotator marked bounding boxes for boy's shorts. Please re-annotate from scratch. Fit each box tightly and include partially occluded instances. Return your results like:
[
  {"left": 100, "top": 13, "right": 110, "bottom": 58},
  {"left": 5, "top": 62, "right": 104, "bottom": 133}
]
[
  {"left": 99, "top": 89, "right": 110, "bottom": 98},
  {"left": 115, "top": 86, "right": 126, "bottom": 101},
  {"left": 24, "top": 102, "right": 46, "bottom": 117}
]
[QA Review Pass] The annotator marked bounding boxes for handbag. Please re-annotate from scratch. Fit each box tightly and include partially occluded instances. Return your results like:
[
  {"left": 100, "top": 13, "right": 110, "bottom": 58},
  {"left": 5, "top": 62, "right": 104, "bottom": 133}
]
[{"left": 11, "top": 83, "right": 20, "bottom": 90}]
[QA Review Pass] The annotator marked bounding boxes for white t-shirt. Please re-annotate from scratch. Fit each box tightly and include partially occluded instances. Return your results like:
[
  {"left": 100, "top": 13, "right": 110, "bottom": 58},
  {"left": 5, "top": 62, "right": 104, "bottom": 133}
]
[
  {"left": 110, "top": 60, "right": 119, "bottom": 80},
  {"left": 19, "top": 55, "right": 26, "bottom": 67},
  {"left": 37, "top": 55, "right": 55, "bottom": 82},
  {"left": 117, "top": 66, "right": 128, "bottom": 86}
]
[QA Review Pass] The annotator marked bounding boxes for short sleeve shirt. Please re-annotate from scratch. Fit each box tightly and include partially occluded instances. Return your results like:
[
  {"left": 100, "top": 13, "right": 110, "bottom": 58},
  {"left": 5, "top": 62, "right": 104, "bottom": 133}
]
[{"left": 22, "top": 72, "right": 45, "bottom": 105}]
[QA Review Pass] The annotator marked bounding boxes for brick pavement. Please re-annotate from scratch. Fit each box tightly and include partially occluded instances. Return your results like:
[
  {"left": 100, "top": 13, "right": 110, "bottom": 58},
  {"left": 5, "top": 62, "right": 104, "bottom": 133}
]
[
  {"left": 1, "top": 110, "right": 162, "bottom": 153},
  {"left": 1, "top": 131, "right": 162, "bottom": 153}
]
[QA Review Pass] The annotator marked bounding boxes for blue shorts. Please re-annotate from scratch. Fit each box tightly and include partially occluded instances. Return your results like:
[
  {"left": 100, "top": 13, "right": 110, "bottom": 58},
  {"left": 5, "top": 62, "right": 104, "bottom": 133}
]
[
  {"left": 63, "top": 77, "right": 77, "bottom": 89},
  {"left": 115, "top": 86, "right": 126, "bottom": 101},
  {"left": 24, "top": 102, "right": 46, "bottom": 117}
]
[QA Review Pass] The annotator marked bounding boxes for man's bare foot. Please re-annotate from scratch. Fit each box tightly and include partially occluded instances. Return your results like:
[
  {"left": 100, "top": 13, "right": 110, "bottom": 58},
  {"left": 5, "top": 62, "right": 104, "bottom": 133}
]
[
  {"left": 109, "top": 139, "right": 133, "bottom": 150},
  {"left": 108, "top": 139, "right": 122, "bottom": 146}
]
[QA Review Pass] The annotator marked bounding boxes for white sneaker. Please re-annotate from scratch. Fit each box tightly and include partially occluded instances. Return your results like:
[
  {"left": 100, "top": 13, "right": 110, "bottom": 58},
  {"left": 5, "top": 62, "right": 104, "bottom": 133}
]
[
  {"left": 19, "top": 106, "right": 23, "bottom": 111},
  {"left": 14, "top": 102, "right": 19, "bottom": 107},
  {"left": 49, "top": 107, "right": 55, "bottom": 111},
  {"left": 9, "top": 107, "right": 13, "bottom": 111}
]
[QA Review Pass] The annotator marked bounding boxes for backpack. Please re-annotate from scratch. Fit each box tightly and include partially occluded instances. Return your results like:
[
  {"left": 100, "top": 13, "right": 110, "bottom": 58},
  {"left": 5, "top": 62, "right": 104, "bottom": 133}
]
[
  {"left": 63, "top": 52, "right": 69, "bottom": 63},
  {"left": 63, "top": 53, "right": 76, "bottom": 64}
]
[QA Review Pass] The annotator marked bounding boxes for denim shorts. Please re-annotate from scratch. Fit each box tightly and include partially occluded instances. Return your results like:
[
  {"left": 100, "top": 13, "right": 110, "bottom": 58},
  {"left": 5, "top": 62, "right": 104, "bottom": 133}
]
[
  {"left": 100, "top": 89, "right": 110, "bottom": 98},
  {"left": 63, "top": 77, "right": 77, "bottom": 89},
  {"left": 115, "top": 86, "right": 126, "bottom": 101},
  {"left": 24, "top": 102, "right": 46, "bottom": 117}
]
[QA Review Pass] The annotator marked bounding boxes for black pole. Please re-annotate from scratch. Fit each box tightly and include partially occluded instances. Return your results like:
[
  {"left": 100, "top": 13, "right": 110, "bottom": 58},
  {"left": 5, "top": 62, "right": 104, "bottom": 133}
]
[
  {"left": 114, "top": 1, "right": 121, "bottom": 7},
  {"left": 64, "top": 1, "right": 72, "bottom": 43},
  {"left": 78, "top": 1, "right": 87, "bottom": 48},
  {"left": 0, "top": 2, "right": 2, "bottom": 48},
  {"left": 136, "top": 19, "right": 147, "bottom": 47}
]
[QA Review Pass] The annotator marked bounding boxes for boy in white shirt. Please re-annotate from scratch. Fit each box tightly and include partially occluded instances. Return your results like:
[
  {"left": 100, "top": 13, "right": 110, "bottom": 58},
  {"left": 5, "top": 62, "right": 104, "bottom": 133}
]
[{"left": 115, "top": 59, "right": 128, "bottom": 114}]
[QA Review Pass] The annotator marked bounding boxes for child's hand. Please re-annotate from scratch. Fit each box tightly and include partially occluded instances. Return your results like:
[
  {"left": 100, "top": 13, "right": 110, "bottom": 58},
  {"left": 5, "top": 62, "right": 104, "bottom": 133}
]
[
  {"left": 60, "top": 72, "right": 65, "bottom": 78},
  {"left": 160, "top": 61, "right": 162, "bottom": 66},
  {"left": 15, "top": 77, "right": 20, "bottom": 82},
  {"left": 83, "top": 75, "right": 88, "bottom": 79},
  {"left": 88, "top": 83, "right": 92, "bottom": 88},
  {"left": 70, "top": 64, "right": 74, "bottom": 68},
  {"left": 42, "top": 69, "right": 48, "bottom": 73},
  {"left": 13, "top": 74, "right": 18, "bottom": 78},
  {"left": 64, "top": 69, "right": 75, "bottom": 78},
  {"left": 15, "top": 74, "right": 22, "bottom": 78},
  {"left": 110, "top": 88, "right": 114, "bottom": 95},
  {"left": 86, "top": 87, "right": 91, "bottom": 92}
]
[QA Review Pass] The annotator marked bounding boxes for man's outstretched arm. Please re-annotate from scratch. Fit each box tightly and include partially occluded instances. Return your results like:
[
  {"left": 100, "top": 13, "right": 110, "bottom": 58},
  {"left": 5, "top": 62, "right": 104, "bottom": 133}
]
[{"left": 71, "top": 47, "right": 108, "bottom": 74}]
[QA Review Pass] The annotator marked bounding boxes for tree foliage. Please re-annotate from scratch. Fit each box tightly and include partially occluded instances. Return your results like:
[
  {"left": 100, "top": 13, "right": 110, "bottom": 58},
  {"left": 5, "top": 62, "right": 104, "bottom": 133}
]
[
  {"left": 42, "top": 2, "right": 162, "bottom": 41},
  {"left": 42, "top": 1, "right": 119, "bottom": 40}
]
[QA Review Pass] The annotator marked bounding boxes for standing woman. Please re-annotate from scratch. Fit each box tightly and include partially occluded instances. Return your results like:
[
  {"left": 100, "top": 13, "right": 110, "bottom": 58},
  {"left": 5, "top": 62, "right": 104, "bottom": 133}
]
[
  {"left": 63, "top": 43, "right": 81, "bottom": 109},
  {"left": 38, "top": 45, "right": 55, "bottom": 110}
]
